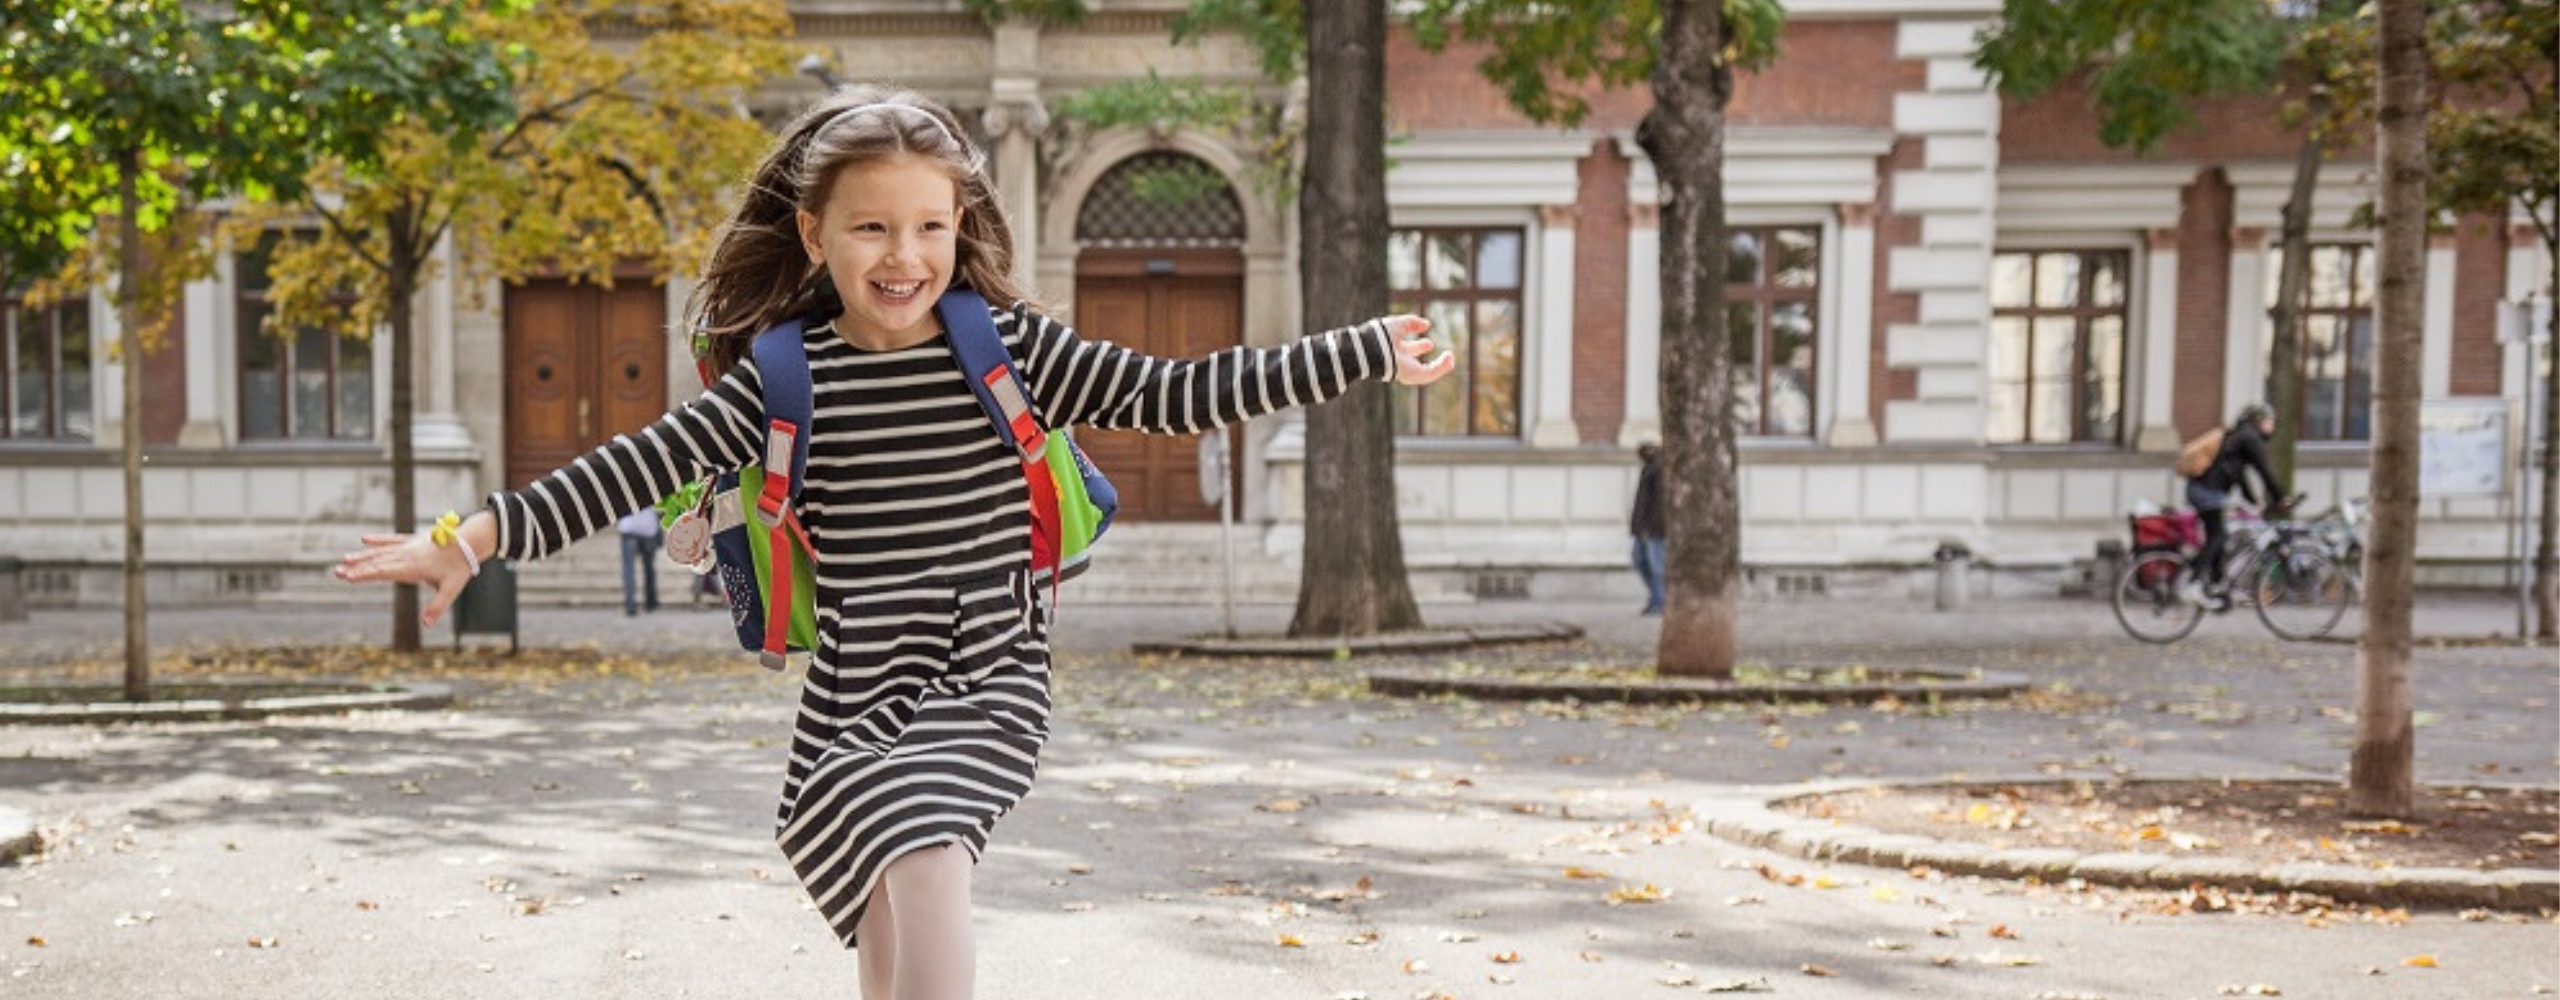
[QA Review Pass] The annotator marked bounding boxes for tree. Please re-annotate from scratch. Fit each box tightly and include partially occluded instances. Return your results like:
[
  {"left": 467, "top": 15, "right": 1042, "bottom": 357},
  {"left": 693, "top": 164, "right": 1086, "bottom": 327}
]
[
  {"left": 0, "top": 0, "right": 511, "bottom": 698},
  {"left": 1289, "top": 2, "right": 1432, "bottom": 636},
  {"left": 1973, "top": 0, "right": 2356, "bottom": 489},
  {"left": 2312, "top": 0, "right": 2560, "bottom": 638},
  {"left": 1412, "top": 0, "right": 1782, "bottom": 677},
  {"left": 2350, "top": 0, "right": 2429, "bottom": 819},
  {"left": 240, "top": 0, "right": 789, "bottom": 651}
]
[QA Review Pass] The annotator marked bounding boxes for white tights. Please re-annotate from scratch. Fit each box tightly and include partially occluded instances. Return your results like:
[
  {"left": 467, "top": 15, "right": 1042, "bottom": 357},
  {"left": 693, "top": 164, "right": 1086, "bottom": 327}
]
[{"left": 854, "top": 844, "right": 975, "bottom": 1000}]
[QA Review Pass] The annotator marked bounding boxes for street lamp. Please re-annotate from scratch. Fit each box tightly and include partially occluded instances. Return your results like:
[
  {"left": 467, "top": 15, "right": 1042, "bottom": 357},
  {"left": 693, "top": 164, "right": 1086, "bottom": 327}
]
[{"left": 798, "top": 53, "right": 843, "bottom": 91}]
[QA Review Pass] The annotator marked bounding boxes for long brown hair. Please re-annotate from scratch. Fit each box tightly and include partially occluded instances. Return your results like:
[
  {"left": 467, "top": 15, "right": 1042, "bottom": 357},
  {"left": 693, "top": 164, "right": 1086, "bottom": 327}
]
[{"left": 685, "top": 85, "right": 1033, "bottom": 375}]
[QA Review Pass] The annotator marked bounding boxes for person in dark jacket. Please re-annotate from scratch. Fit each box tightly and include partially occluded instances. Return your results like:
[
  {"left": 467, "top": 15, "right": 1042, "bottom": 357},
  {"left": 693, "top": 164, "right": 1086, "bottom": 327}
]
[
  {"left": 1630, "top": 442, "right": 1666, "bottom": 615},
  {"left": 2183, "top": 402, "right": 2289, "bottom": 605}
]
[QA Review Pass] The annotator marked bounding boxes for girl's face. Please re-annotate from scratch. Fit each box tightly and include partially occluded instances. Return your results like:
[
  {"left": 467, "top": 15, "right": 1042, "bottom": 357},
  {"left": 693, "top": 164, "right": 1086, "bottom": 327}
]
[{"left": 797, "top": 152, "right": 963, "bottom": 350}]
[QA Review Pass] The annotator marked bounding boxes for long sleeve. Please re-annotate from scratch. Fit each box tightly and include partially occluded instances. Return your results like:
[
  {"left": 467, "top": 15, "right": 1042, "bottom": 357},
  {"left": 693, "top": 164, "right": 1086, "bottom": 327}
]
[
  {"left": 1009, "top": 307, "right": 1399, "bottom": 434},
  {"left": 485, "top": 360, "right": 766, "bottom": 561}
]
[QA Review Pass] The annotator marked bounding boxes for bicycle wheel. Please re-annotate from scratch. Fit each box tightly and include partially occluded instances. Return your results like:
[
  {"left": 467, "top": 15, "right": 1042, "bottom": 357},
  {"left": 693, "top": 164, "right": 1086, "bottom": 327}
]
[
  {"left": 2253, "top": 547, "right": 2353, "bottom": 640},
  {"left": 2113, "top": 551, "right": 2203, "bottom": 643}
]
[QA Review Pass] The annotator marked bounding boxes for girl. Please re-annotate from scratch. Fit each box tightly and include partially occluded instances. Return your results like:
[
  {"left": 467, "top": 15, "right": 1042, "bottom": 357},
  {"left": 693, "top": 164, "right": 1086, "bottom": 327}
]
[{"left": 333, "top": 85, "right": 1453, "bottom": 999}]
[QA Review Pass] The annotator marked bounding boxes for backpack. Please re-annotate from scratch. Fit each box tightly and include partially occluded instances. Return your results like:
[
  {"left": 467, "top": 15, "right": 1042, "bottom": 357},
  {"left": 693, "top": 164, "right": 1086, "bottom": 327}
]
[
  {"left": 678, "top": 287, "right": 1116, "bottom": 670},
  {"left": 2175, "top": 426, "right": 2224, "bottom": 479}
]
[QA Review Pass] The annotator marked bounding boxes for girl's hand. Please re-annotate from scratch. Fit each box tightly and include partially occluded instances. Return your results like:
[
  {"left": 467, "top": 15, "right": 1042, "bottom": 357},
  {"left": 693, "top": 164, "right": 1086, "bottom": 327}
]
[
  {"left": 1384, "top": 315, "right": 1456, "bottom": 387},
  {"left": 334, "top": 523, "right": 479, "bottom": 628}
]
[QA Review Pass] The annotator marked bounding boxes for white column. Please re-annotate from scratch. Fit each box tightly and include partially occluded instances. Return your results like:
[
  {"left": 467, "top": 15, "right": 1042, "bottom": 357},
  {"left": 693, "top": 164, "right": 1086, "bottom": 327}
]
[
  {"left": 2222, "top": 228, "right": 2266, "bottom": 420},
  {"left": 2422, "top": 236, "right": 2455, "bottom": 399},
  {"left": 1824, "top": 203, "right": 1878, "bottom": 447},
  {"left": 2136, "top": 228, "right": 2181, "bottom": 450},
  {"left": 984, "top": 90, "right": 1045, "bottom": 299},
  {"left": 1880, "top": 16, "right": 2001, "bottom": 444},
  {"left": 91, "top": 285, "right": 123, "bottom": 445},
  {"left": 2509, "top": 230, "right": 2549, "bottom": 401},
  {"left": 1617, "top": 203, "right": 1662, "bottom": 447},
  {"left": 177, "top": 269, "right": 224, "bottom": 447},
  {"left": 411, "top": 235, "right": 473, "bottom": 456},
  {"left": 1529, "top": 203, "right": 1579, "bottom": 447}
]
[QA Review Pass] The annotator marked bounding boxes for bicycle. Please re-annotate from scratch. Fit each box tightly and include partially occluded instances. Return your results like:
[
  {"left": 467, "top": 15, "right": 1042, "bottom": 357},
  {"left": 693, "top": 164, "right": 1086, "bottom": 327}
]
[{"left": 2111, "top": 496, "right": 2355, "bottom": 643}]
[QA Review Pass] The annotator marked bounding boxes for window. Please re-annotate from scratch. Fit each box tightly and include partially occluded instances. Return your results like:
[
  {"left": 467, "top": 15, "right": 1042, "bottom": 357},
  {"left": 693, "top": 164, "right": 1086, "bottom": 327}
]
[
  {"left": 1986, "top": 250, "right": 2128, "bottom": 445},
  {"left": 1725, "top": 226, "right": 1821, "bottom": 437},
  {"left": 1389, "top": 227, "right": 1523, "bottom": 437},
  {"left": 236, "top": 233, "right": 371, "bottom": 441},
  {"left": 2, "top": 289, "right": 93, "bottom": 442},
  {"left": 2284, "top": 243, "right": 2375, "bottom": 441}
]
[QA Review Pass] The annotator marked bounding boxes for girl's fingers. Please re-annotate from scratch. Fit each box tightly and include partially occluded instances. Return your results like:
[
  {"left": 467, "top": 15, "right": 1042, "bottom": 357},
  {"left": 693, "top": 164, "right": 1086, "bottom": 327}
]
[
  {"left": 420, "top": 572, "right": 469, "bottom": 628},
  {"left": 1385, "top": 315, "right": 1432, "bottom": 338}
]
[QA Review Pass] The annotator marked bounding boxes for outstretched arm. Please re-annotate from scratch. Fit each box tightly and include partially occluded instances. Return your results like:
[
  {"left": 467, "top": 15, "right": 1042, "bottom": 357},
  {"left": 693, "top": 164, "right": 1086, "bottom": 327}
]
[
  {"left": 1013, "top": 309, "right": 1453, "bottom": 434},
  {"left": 335, "top": 359, "right": 767, "bottom": 626}
]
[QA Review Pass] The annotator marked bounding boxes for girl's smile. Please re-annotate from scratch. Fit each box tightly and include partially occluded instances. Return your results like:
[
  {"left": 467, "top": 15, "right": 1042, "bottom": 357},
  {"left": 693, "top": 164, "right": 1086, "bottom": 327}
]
[{"left": 798, "top": 152, "right": 965, "bottom": 352}]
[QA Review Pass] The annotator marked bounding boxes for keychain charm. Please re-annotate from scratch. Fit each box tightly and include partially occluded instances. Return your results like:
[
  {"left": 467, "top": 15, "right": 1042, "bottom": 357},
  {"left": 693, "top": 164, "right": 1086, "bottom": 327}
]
[{"left": 666, "top": 504, "right": 714, "bottom": 573}]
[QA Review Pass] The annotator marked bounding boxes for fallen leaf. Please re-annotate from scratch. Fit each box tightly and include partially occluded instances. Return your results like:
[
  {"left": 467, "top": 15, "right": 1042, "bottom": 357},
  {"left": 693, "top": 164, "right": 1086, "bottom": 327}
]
[
  {"left": 1563, "top": 866, "right": 1611, "bottom": 880},
  {"left": 1988, "top": 924, "right": 2019, "bottom": 940},
  {"left": 1275, "top": 933, "right": 1304, "bottom": 948},
  {"left": 26, "top": 936, "right": 46, "bottom": 947},
  {"left": 1402, "top": 958, "right": 1430, "bottom": 975},
  {"left": 1802, "top": 963, "right": 1837, "bottom": 977},
  {"left": 2403, "top": 955, "right": 2438, "bottom": 968},
  {"left": 248, "top": 937, "right": 279, "bottom": 949},
  {"left": 2217, "top": 986, "right": 2282, "bottom": 997},
  {"left": 1257, "top": 798, "right": 1305, "bottom": 814},
  {"left": 1702, "top": 977, "right": 1773, "bottom": 993},
  {"left": 1490, "top": 951, "right": 1522, "bottom": 964},
  {"left": 1605, "top": 884, "right": 1669, "bottom": 905}
]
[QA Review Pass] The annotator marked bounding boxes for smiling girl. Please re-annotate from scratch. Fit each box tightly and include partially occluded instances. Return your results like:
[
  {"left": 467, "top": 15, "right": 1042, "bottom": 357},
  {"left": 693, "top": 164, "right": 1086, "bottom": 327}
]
[{"left": 332, "top": 86, "right": 1452, "bottom": 999}]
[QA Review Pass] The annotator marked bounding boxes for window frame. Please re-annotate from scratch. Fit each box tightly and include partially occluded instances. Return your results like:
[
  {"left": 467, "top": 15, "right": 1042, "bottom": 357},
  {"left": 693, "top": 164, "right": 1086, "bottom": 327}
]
[
  {"left": 1386, "top": 224, "right": 1529, "bottom": 440},
  {"left": 1984, "top": 247, "right": 2133, "bottom": 447},
  {"left": 1724, "top": 223, "right": 1822, "bottom": 439},
  {"left": 1, "top": 287, "right": 93, "bottom": 444},
  {"left": 2286, "top": 241, "right": 2376, "bottom": 443},
  {"left": 233, "top": 231, "right": 373, "bottom": 443}
]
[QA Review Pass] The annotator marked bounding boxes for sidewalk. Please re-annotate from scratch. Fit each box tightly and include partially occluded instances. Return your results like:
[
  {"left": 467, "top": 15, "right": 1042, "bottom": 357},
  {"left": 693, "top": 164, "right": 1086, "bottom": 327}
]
[{"left": 2, "top": 592, "right": 2553, "bottom": 998}]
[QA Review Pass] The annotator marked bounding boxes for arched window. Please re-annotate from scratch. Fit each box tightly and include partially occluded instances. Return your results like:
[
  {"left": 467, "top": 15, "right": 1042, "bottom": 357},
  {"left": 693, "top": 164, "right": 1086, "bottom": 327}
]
[{"left": 1075, "top": 152, "right": 1245, "bottom": 248}]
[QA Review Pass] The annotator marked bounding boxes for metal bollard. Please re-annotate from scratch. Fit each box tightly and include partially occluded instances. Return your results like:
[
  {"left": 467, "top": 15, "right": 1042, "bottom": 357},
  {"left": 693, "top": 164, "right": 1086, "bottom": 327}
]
[
  {"left": 0, "top": 556, "right": 25, "bottom": 623},
  {"left": 1932, "top": 542, "right": 1971, "bottom": 612}
]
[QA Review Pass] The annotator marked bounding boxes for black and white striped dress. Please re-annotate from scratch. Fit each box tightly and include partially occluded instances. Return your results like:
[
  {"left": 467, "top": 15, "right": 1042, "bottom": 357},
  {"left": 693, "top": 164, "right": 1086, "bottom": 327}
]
[{"left": 485, "top": 302, "right": 1398, "bottom": 947}]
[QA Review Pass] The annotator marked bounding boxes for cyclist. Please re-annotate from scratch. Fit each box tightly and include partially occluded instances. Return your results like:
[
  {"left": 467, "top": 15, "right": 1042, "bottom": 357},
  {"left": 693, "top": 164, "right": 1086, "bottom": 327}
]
[{"left": 2182, "top": 401, "right": 2289, "bottom": 607}]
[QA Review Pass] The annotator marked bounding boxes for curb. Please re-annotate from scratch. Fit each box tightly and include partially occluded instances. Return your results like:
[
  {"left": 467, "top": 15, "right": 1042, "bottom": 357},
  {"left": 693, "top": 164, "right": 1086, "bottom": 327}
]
[
  {"left": 0, "top": 805, "right": 34, "bottom": 867},
  {"left": 1367, "top": 667, "right": 2028, "bottom": 705},
  {"left": 0, "top": 681, "right": 457, "bottom": 726},
  {"left": 1694, "top": 777, "right": 2560, "bottom": 912},
  {"left": 1131, "top": 623, "right": 1582, "bottom": 659}
]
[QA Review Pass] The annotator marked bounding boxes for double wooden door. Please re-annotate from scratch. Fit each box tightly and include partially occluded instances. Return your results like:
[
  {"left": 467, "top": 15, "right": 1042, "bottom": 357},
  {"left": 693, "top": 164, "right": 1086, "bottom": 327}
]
[
  {"left": 503, "top": 278, "right": 668, "bottom": 489},
  {"left": 1072, "top": 265, "right": 1244, "bottom": 522}
]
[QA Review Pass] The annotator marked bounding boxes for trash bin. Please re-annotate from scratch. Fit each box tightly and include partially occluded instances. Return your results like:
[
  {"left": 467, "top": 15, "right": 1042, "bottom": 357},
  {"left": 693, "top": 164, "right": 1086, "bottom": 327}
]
[
  {"left": 0, "top": 556, "right": 24, "bottom": 624},
  {"left": 2090, "top": 539, "right": 2126, "bottom": 602},
  {"left": 450, "top": 558, "right": 519, "bottom": 653},
  {"left": 1932, "top": 542, "right": 1971, "bottom": 612}
]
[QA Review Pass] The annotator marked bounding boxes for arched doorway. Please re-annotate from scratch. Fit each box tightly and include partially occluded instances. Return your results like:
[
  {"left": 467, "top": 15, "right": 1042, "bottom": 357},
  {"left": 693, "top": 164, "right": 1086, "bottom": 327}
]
[{"left": 1072, "top": 151, "right": 1247, "bottom": 522}]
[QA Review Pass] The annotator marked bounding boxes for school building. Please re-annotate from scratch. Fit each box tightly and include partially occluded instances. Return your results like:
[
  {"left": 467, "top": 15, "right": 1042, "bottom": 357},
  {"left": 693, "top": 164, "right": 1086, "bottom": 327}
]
[{"left": 1, "top": 0, "right": 2547, "bottom": 610}]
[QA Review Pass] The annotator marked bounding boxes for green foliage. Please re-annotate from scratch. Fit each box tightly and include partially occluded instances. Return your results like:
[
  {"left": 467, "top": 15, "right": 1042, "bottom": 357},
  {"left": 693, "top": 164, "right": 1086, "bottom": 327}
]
[
  {"left": 1051, "top": 69, "right": 1300, "bottom": 205},
  {"left": 960, "top": 0, "right": 1089, "bottom": 27},
  {"left": 2304, "top": 0, "right": 2556, "bottom": 237},
  {"left": 1972, "top": 0, "right": 2292, "bottom": 151},
  {"left": 1405, "top": 0, "right": 1783, "bottom": 128},
  {"left": 1171, "top": 0, "right": 1303, "bottom": 79}
]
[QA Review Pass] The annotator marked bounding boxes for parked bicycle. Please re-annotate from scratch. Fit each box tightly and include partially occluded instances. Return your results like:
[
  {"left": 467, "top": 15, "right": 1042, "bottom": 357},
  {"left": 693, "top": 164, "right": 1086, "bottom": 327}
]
[{"left": 2112, "top": 494, "right": 2356, "bottom": 643}]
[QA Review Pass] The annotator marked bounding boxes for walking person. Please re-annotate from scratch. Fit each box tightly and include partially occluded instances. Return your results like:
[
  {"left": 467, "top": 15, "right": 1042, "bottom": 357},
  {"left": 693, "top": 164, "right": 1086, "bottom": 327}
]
[
  {"left": 331, "top": 86, "right": 1454, "bottom": 1000},
  {"left": 2181, "top": 402, "right": 2289, "bottom": 607},
  {"left": 616, "top": 505, "right": 661, "bottom": 616},
  {"left": 1630, "top": 442, "right": 1666, "bottom": 615}
]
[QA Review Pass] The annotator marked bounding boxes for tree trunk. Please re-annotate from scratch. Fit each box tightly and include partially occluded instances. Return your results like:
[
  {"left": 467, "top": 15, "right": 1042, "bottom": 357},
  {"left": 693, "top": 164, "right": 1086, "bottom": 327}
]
[
  {"left": 388, "top": 210, "right": 422, "bottom": 651},
  {"left": 1287, "top": 0, "right": 1422, "bottom": 638},
  {"left": 1646, "top": 0, "right": 1741, "bottom": 678},
  {"left": 115, "top": 151, "right": 150, "bottom": 702},
  {"left": 2350, "top": 0, "right": 2427, "bottom": 819},
  {"left": 2535, "top": 238, "right": 2558, "bottom": 640},
  {"left": 2267, "top": 115, "right": 2326, "bottom": 485}
]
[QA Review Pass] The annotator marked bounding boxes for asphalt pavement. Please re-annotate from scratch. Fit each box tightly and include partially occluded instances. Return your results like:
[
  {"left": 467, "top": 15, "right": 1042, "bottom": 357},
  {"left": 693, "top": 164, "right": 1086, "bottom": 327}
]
[{"left": 1, "top": 591, "right": 2554, "bottom": 999}]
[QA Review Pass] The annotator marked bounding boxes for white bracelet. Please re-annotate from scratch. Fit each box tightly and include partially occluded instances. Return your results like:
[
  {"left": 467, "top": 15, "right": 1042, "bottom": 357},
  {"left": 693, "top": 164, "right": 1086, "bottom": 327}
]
[{"left": 457, "top": 539, "right": 482, "bottom": 578}]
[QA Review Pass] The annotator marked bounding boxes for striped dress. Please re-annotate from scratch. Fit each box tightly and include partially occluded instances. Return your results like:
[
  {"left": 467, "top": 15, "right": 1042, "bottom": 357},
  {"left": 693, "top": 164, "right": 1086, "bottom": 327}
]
[{"left": 485, "top": 301, "right": 1399, "bottom": 947}]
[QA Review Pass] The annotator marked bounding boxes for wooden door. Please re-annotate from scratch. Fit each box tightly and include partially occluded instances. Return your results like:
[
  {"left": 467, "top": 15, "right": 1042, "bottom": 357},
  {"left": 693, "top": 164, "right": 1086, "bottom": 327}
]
[
  {"left": 503, "top": 278, "right": 669, "bottom": 489},
  {"left": 1072, "top": 263, "right": 1244, "bottom": 522}
]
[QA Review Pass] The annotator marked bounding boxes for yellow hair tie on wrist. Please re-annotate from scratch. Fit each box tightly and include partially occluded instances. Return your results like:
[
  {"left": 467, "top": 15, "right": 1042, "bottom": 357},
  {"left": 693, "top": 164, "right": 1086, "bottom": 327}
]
[{"left": 429, "top": 511, "right": 461, "bottom": 548}]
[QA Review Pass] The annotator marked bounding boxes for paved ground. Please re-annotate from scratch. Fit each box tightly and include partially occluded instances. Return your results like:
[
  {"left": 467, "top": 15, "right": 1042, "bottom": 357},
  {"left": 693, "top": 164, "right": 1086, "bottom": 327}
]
[{"left": 1, "top": 592, "right": 2554, "bottom": 999}]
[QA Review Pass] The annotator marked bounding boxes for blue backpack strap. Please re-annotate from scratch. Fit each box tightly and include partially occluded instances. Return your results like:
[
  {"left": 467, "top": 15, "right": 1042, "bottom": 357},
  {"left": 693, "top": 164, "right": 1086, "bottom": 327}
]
[
  {"left": 750, "top": 319, "right": 813, "bottom": 503},
  {"left": 940, "top": 288, "right": 1044, "bottom": 461}
]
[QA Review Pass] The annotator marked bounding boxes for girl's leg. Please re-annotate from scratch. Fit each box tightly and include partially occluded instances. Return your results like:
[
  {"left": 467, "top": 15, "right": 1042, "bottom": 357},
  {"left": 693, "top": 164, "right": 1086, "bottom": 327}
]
[
  {"left": 884, "top": 843, "right": 975, "bottom": 1000},
  {"left": 855, "top": 883, "right": 896, "bottom": 1000}
]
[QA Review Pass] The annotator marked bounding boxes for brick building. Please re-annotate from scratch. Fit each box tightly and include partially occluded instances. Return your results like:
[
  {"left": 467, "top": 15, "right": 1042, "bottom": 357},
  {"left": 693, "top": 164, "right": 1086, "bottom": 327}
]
[{"left": 0, "top": 0, "right": 2545, "bottom": 608}]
